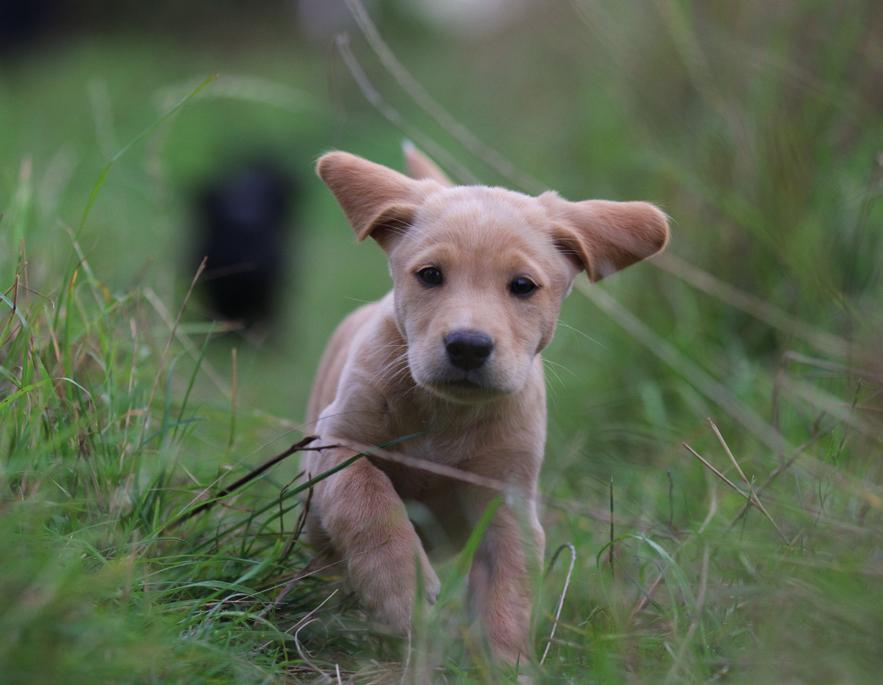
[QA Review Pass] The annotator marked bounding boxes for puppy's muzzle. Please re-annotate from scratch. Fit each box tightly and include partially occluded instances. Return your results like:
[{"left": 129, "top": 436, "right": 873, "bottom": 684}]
[{"left": 444, "top": 329, "right": 494, "bottom": 371}]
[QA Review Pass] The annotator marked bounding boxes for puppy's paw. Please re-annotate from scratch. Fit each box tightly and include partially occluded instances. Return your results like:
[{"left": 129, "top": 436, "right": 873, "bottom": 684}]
[
  {"left": 349, "top": 533, "right": 439, "bottom": 634},
  {"left": 419, "top": 552, "right": 441, "bottom": 605},
  {"left": 376, "top": 555, "right": 440, "bottom": 632}
]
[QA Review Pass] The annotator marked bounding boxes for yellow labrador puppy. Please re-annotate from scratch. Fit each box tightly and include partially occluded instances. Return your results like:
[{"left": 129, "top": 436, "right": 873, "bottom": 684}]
[{"left": 303, "top": 146, "right": 669, "bottom": 662}]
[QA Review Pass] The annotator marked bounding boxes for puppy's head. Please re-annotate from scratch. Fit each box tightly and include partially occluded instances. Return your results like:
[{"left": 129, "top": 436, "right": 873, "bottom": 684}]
[{"left": 317, "top": 148, "right": 669, "bottom": 403}]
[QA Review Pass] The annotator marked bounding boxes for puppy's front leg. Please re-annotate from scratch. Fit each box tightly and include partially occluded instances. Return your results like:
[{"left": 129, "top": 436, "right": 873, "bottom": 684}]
[
  {"left": 313, "top": 450, "right": 440, "bottom": 632},
  {"left": 468, "top": 497, "right": 545, "bottom": 664}
]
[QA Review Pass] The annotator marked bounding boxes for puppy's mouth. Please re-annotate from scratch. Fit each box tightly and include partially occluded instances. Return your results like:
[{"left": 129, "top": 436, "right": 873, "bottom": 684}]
[{"left": 422, "top": 372, "right": 508, "bottom": 402}]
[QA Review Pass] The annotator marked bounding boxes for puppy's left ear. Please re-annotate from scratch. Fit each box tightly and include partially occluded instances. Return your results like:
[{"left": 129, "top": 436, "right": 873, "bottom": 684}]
[{"left": 541, "top": 194, "right": 670, "bottom": 281}]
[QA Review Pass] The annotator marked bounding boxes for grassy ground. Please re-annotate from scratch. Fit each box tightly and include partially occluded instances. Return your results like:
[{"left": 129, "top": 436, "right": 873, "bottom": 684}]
[{"left": 2, "top": 2, "right": 882, "bottom": 683}]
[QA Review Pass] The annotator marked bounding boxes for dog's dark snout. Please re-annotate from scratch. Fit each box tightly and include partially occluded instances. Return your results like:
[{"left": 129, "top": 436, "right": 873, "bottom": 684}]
[{"left": 444, "top": 330, "right": 494, "bottom": 371}]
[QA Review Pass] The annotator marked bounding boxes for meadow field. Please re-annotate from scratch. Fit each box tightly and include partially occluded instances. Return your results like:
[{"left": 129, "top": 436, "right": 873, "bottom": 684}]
[{"left": 1, "top": 1, "right": 882, "bottom": 682}]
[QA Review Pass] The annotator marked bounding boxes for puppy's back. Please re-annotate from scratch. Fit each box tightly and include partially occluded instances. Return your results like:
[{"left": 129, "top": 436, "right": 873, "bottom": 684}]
[{"left": 306, "top": 298, "right": 383, "bottom": 427}]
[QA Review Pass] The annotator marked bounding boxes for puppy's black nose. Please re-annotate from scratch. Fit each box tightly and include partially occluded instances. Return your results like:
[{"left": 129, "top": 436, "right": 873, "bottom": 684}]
[{"left": 444, "top": 330, "right": 494, "bottom": 371}]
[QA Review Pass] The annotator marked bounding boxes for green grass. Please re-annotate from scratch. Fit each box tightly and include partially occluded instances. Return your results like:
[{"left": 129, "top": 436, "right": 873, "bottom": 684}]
[{"left": 2, "top": 2, "right": 882, "bottom": 682}]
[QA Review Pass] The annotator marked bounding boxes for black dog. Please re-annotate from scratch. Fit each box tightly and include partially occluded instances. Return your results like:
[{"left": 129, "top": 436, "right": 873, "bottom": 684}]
[
  {"left": 0, "top": 0, "right": 54, "bottom": 55},
  {"left": 192, "top": 161, "right": 297, "bottom": 329}
]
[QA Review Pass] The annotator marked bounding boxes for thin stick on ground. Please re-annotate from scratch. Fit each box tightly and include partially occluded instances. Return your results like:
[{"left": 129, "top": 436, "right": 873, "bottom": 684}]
[
  {"left": 163, "top": 435, "right": 318, "bottom": 530},
  {"left": 727, "top": 426, "right": 833, "bottom": 532},
  {"left": 541, "top": 543, "right": 577, "bottom": 665},
  {"left": 293, "top": 618, "right": 332, "bottom": 682},
  {"left": 682, "top": 442, "right": 787, "bottom": 542},
  {"left": 629, "top": 572, "right": 666, "bottom": 625},
  {"left": 707, "top": 418, "right": 788, "bottom": 543},
  {"left": 609, "top": 477, "right": 615, "bottom": 577},
  {"left": 335, "top": 439, "right": 519, "bottom": 494},
  {"left": 282, "top": 483, "right": 313, "bottom": 561}
]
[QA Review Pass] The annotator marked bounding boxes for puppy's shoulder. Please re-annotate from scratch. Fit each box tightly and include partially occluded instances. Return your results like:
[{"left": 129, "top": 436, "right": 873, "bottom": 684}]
[
  {"left": 307, "top": 292, "right": 393, "bottom": 425},
  {"left": 338, "top": 291, "right": 398, "bottom": 361}
]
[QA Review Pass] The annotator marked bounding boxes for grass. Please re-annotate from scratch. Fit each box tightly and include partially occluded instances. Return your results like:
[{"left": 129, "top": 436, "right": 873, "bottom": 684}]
[{"left": 2, "top": 1, "right": 882, "bottom": 682}]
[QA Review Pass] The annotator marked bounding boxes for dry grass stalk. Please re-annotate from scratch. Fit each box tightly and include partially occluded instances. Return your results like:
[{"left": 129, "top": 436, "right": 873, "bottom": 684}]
[
  {"left": 707, "top": 419, "right": 789, "bottom": 543},
  {"left": 682, "top": 442, "right": 788, "bottom": 543},
  {"left": 541, "top": 543, "right": 577, "bottom": 665}
]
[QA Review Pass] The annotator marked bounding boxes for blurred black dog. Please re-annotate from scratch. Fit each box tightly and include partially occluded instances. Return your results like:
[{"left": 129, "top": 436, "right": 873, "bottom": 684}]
[
  {"left": 192, "top": 161, "right": 297, "bottom": 329},
  {"left": 0, "top": 0, "right": 53, "bottom": 55}
]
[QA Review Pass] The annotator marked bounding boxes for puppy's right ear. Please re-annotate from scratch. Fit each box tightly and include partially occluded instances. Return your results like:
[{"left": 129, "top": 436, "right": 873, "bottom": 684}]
[
  {"left": 402, "top": 141, "right": 453, "bottom": 186},
  {"left": 316, "top": 151, "right": 433, "bottom": 250}
]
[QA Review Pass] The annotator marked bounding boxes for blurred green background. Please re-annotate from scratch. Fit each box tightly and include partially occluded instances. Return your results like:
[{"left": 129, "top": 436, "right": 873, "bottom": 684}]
[{"left": 1, "top": 1, "right": 882, "bottom": 683}]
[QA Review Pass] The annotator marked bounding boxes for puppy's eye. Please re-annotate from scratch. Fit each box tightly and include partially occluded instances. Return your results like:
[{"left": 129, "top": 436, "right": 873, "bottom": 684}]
[
  {"left": 509, "top": 276, "right": 539, "bottom": 298},
  {"left": 416, "top": 266, "right": 444, "bottom": 287}
]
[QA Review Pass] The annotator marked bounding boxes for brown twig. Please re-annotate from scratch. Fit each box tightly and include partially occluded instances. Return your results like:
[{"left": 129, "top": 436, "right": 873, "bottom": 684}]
[
  {"left": 628, "top": 572, "right": 666, "bottom": 624},
  {"left": 682, "top": 442, "right": 787, "bottom": 543},
  {"left": 282, "top": 483, "right": 314, "bottom": 561},
  {"left": 163, "top": 435, "right": 319, "bottom": 530},
  {"left": 707, "top": 419, "right": 788, "bottom": 544},
  {"left": 608, "top": 477, "right": 615, "bottom": 577},
  {"left": 540, "top": 543, "right": 577, "bottom": 665},
  {"left": 726, "top": 428, "right": 829, "bottom": 532},
  {"left": 337, "top": 438, "right": 519, "bottom": 494}
]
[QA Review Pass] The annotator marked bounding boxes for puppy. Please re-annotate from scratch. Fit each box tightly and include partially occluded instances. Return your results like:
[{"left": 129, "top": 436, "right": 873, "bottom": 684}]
[{"left": 303, "top": 145, "right": 669, "bottom": 662}]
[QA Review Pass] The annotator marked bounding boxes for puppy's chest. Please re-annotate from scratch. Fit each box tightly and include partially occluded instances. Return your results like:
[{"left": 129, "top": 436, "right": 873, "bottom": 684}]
[
  {"left": 372, "top": 421, "right": 490, "bottom": 499},
  {"left": 404, "top": 432, "right": 481, "bottom": 466},
  {"left": 383, "top": 399, "right": 495, "bottom": 464},
  {"left": 364, "top": 389, "right": 529, "bottom": 497}
]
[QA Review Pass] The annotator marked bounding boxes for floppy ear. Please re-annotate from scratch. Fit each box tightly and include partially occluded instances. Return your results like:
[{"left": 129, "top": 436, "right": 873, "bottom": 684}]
[
  {"left": 316, "top": 151, "right": 435, "bottom": 249},
  {"left": 541, "top": 194, "right": 670, "bottom": 281},
  {"left": 402, "top": 141, "right": 453, "bottom": 186}
]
